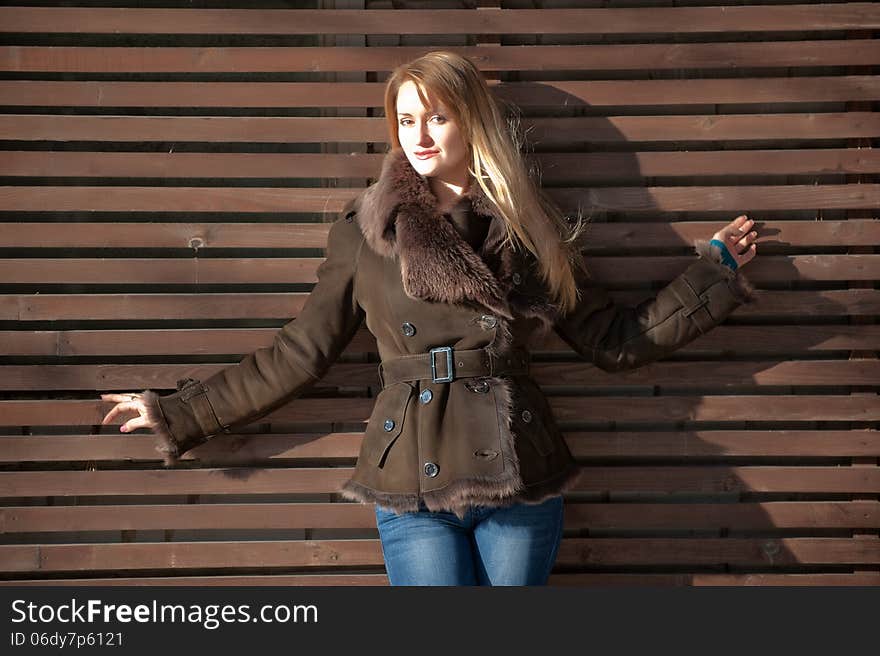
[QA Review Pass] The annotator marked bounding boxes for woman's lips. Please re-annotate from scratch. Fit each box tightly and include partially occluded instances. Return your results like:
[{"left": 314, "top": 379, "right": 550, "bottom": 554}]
[{"left": 415, "top": 151, "right": 438, "bottom": 160}]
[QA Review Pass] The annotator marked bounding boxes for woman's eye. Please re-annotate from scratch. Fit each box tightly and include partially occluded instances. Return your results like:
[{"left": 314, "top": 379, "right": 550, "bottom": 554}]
[{"left": 398, "top": 116, "right": 445, "bottom": 126}]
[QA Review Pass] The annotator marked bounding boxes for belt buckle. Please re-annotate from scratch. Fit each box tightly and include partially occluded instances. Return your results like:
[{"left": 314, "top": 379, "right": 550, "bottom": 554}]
[{"left": 429, "top": 346, "right": 454, "bottom": 383}]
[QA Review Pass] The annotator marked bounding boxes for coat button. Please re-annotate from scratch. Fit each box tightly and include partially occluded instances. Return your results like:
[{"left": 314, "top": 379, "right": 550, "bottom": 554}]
[
  {"left": 478, "top": 314, "right": 498, "bottom": 329},
  {"left": 401, "top": 322, "right": 416, "bottom": 337},
  {"left": 424, "top": 462, "right": 439, "bottom": 477},
  {"left": 466, "top": 379, "right": 490, "bottom": 394},
  {"left": 419, "top": 389, "right": 433, "bottom": 404},
  {"left": 521, "top": 410, "right": 532, "bottom": 423},
  {"left": 512, "top": 273, "right": 522, "bottom": 285},
  {"left": 383, "top": 419, "right": 395, "bottom": 431}
]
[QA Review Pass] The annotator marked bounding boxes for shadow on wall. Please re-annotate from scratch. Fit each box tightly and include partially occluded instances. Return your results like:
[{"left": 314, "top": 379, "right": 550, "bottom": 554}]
[{"left": 491, "top": 80, "right": 851, "bottom": 580}]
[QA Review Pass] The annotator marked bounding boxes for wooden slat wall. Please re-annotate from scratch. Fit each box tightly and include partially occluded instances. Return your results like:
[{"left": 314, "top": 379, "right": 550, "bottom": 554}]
[{"left": 0, "top": 0, "right": 877, "bottom": 586}]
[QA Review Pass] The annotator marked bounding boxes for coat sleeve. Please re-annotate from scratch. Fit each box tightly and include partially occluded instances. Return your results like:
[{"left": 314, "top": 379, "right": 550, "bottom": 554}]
[
  {"left": 141, "top": 207, "right": 367, "bottom": 465},
  {"left": 553, "top": 239, "right": 757, "bottom": 373}
]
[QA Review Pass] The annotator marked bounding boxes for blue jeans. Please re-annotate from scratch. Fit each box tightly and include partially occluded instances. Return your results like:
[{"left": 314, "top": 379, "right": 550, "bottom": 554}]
[{"left": 374, "top": 495, "right": 564, "bottom": 586}]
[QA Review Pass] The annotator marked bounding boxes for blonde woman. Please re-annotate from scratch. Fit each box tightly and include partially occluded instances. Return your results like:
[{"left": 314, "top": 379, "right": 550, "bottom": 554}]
[{"left": 102, "top": 51, "right": 757, "bottom": 586}]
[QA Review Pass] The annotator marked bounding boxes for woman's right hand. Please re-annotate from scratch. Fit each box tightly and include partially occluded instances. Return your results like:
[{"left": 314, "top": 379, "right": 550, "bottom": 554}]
[{"left": 100, "top": 392, "right": 156, "bottom": 433}]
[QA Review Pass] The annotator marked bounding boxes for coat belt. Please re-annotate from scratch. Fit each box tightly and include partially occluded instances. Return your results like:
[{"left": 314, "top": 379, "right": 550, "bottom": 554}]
[{"left": 378, "top": 346, "right": 530, "bottom": 389}]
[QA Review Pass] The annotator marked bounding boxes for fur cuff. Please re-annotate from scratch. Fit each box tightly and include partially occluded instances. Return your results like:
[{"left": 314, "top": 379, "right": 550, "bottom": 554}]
[
  {"left": 694, "top": 238, "right": 757, "bottom": 305},
  {"left": 141, "top": 390, "right": 181, "bottom": 467}
]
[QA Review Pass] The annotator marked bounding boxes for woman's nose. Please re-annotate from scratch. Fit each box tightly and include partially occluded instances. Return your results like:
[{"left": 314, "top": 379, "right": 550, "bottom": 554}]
[{"left": 417, "top": 124, "right": 433, "bottom": 146}]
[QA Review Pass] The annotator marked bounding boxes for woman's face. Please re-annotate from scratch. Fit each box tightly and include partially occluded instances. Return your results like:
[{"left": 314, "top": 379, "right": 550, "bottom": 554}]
[{"left": 396, "top": 80, "right": 469, "bottom": 185}]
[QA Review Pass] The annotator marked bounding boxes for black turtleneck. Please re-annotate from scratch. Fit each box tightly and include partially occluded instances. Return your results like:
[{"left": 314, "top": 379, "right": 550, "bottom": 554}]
[{"left": 443, "top": 197, "right": 492, "bottom": 252}]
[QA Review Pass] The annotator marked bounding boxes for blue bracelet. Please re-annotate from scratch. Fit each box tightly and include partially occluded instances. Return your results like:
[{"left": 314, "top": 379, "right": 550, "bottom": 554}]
[{"left": 709, "top": 238, "right": 738, "bottom": 271}]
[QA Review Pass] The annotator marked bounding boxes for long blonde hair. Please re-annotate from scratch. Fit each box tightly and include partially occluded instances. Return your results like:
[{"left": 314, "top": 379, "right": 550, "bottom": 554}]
[{"left": 382, "top": 50, "right": 589, "bottom": 315}]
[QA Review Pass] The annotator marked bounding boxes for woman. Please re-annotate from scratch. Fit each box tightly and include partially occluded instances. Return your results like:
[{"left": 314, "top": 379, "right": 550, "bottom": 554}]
[{"left": 101, "top": 51, "right": 758, "bottom": 586}]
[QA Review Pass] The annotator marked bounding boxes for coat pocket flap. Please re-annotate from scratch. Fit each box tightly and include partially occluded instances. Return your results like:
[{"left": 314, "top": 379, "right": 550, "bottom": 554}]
[{"left": 362, "top": 382, "right": 414, "bottom": 467}]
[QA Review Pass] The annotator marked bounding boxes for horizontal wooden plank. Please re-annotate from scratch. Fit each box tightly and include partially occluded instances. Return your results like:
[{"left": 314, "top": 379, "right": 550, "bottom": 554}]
[
  {"left": 2, "top": 325, "right": 879, "bottom": 357},
  {"left": 0, "top": 222, "right": 329, "bottom": 250},
  {"left": 555, "top": 537, "right": 880, "bottom": 566},
  {"left": 0, "top": 539, "right": 385, "bottom": 573},
  {"left": 0, "top": 537, "right": 875, "bottom": 573},
  {"left": 0, "top": 258, "right": 322, "bottom": 284},
  {"left": 538, "top": 150, "right": 880, "bottom": 181},
  {"left": 3, "top": 41, "right": 877, "bottom": 73},
  {"left": 8, "top": 390, "right": 880, "bottom": 429},
  {"left": 0, "top": 466, "right": 876, "bottom": 497},
  {"left": 549, "top": 184, "right": 880, "bottom": 212},
  {"left": 576, "top": 466, "right": 880, "bottom": 494},
  {"left": 3, "top": 149, "right": 876, "bottom": 180},
  {"left": 0, "top": 574, "right": 389, "bottom": 585},
  {"left": 2, "top": 77, "right": 878, "bottom": 108},
  {"left": 1, "top": 429, "right": 877, "bottom": 464},
  {"left": 2, "top": 113, "right": 876, "bottom": 143},
  {"left": 550, "top": 395, "right": 880, "bottom": 423},
  {"left": 0, "top": 362, "right": 375, "bottom": 392},
  {"left": 7, "top": 328, "right": 335, "bottom": 358},
  {"left": 1, "top": 5, "right": 876, "bottom": 35},
  {"left": 0, "top": 290, "right": 875, "bottom": 321},
  {"left": 0, "top": 433, "right": 361, "bottom": 465},
  {"left": 1, "top": 184, "right": 877, "bottom": 213},
  {"left": 3, "top": 220, "right": 876, "bottom": 250},
  {"left": 0, "top": 185, "right": 359, "bottom": 213},
  {"left": 2, "top": 359, "right": 877, "bottom": 392},
  {"left": 567, "top": 430, "right": 880, "bottom": 458},
  {"left": 0, "top": 468, "right": 356, "bottom": 497},
  {"left": 1, "top": 501, "right": 876, "bottom": 534},
  {"left": 590, "top": 255, "right": 876, "bottom": 283},
  {"left": 4, "top": 572, "right": 879, "bottom": 586},
  {"left": 611, "top": 321, "right": 870, "bottom": 352},
  {"left": 2, "top": 394, "right": 878, "bottom": 428},
  {"left": 0, "top": 502, "right": 378, "bottom": 533},
  {"left": 528, "top": 113, "right": 880, "bottom": 143},
  {"left": 578, "top": 220, "right": 880, "bottom": 251},
  {"left": 0, "top": 255, "right": 874, "bottom": 284},
  {"left": 565, "top": 501, "right": 880, "bottom": 530},
  {"left": 552, "top": 572, "right": 880, "bottom": 586},
  {"left": 543, "top": 359, "right": 880, "bottom": 388}
]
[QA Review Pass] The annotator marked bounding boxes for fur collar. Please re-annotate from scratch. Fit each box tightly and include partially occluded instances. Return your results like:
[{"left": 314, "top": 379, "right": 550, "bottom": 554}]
[{"left": 353, "top": 147, "right": 560, "bottom": 327}]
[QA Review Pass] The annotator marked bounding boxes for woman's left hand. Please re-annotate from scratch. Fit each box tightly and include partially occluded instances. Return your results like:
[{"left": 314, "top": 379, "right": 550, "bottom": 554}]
[{"left": 712, "top": 214, "right": 758, "bottom": 269}]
